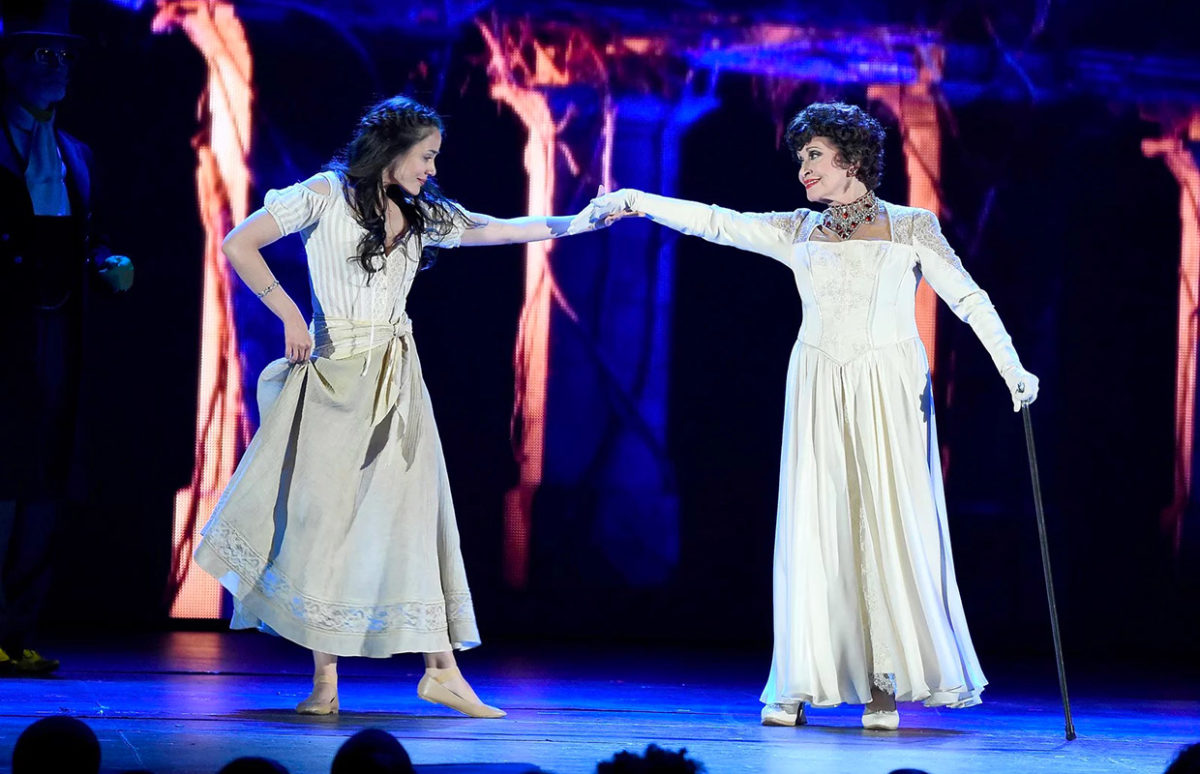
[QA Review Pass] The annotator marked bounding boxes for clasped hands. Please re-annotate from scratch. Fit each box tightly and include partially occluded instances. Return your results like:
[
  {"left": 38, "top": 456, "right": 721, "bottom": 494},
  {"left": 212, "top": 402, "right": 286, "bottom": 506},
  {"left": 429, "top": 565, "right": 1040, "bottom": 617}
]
[{"left": 565, "top": 187, "right": 644, "bottom": 235}]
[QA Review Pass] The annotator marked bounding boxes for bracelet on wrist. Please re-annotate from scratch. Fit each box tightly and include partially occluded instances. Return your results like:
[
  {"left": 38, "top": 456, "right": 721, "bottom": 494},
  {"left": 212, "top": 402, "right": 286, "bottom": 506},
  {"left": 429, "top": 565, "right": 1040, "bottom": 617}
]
[{"left": 256, "top": 279, "right": 280, "bottom": 298}]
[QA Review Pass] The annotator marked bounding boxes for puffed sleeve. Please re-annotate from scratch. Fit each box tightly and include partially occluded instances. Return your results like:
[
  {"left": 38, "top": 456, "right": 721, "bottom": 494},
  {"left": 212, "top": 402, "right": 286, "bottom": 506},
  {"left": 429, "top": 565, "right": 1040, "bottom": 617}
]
[{"left": 263, "top": 171, "right": 338, "bottom": 236}]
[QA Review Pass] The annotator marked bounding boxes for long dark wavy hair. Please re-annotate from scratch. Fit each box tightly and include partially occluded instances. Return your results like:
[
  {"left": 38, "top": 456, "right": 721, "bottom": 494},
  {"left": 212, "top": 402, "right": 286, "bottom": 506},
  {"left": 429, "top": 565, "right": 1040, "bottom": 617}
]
[
  {"left": 784, "top": 102, "right": 886, "bottom": 190},
  {"left": 328, "top": 95, "right": 472, "bottom": 276}
]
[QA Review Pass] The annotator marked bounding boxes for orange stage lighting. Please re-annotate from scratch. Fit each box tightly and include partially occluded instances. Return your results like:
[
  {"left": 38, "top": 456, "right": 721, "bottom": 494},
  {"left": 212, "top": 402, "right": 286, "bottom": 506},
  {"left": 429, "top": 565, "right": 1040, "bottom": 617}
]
[
  {"left": 155, "top": 0, "right": 254, "bottom": 619},
  {"left": 869, "top": 48, "right": 944, "bottom": 381},
  {"left": 1144, "top": 113, "right": 1200, "bottom": 557},
  {"left": 478, "top": 20, "right": 613, "bottom": 588}
]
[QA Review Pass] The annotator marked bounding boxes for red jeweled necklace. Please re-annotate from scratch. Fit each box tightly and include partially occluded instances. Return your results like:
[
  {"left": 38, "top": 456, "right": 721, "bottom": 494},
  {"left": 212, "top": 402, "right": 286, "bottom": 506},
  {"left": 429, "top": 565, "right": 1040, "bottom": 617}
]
[{"left": 821, "top": 190, "right": 881, "bottom": 240}]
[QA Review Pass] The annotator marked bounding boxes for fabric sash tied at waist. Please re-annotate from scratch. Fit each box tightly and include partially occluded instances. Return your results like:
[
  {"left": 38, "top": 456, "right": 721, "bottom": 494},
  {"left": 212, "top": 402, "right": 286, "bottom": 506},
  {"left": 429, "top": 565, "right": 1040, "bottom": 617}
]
[{"left": 310, "top": 314, "right": 424, "bottom": 466}]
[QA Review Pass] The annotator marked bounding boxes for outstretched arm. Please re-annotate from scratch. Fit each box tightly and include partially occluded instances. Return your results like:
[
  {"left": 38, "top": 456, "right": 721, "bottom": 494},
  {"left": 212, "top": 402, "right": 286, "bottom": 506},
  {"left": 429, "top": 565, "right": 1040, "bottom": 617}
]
[
  {"left": 457, "top": 212, "right": 587, "bottom": 247},
  {"left": 586, "top": 189, "right": 801, "bottom": 263},
  {"left": 452, "top": 185, "right": 615, "bottom": 247}
]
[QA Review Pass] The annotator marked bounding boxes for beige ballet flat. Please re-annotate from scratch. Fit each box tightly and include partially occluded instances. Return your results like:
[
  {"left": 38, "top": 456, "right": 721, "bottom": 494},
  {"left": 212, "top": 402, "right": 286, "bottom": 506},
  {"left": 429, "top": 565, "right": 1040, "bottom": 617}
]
[
  {"left": 296, "top": 676, "right": 339, "bottom": 715},
  {"left": 761, "top": 702, "right": 807, "bottom": 727},
  {"left": 417, "top": 667, "right": 506, "bottom": 718},
  {"left": 862, "top": 709, "right": 899, "bottom": 730}
]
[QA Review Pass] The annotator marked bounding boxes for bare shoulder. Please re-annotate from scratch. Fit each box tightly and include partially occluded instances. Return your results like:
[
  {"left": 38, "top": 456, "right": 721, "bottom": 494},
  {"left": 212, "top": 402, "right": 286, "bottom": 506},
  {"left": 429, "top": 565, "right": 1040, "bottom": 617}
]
[{"left": 301, "top": 171, "right": 336, "bottom": 196}]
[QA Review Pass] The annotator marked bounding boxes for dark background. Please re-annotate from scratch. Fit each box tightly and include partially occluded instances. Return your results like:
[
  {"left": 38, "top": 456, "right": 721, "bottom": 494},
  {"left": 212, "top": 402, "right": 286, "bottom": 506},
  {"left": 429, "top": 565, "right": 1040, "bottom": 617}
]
[{"left": 44, "top": 0, "right": 1200, "bottom": 666}]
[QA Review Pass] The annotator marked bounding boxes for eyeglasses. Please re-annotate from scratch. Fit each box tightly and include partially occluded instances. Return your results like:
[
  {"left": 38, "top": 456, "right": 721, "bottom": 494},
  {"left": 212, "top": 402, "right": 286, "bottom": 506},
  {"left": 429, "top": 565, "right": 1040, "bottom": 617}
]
[{"left": 30, "top": 47, "right": 79, "bottom": 66}]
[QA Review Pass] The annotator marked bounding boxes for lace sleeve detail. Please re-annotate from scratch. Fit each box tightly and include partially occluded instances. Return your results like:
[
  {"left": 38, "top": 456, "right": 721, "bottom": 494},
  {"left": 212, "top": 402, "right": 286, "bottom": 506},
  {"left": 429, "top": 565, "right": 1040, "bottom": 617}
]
[
  {"left": 755, "top": 210, "right": 809, "bottom": 243},
  {"left": 910, "top": 207, "right": 966, "bottom": 274},
  {"left": 263, "top": 171, "right": 337, "bottom": 236},
  {"left": 908, "top": 208, "right": 981, "bottom": 321},
  {"left": 908, "top": 207, "right": 1024, "bottom": 375}
]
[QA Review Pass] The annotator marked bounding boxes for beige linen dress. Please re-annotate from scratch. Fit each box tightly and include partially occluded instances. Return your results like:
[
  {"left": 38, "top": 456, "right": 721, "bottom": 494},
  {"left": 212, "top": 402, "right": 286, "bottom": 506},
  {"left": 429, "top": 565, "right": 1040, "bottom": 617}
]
[{"left": 194, "top": 171, "right": 480, "bottom": 657}]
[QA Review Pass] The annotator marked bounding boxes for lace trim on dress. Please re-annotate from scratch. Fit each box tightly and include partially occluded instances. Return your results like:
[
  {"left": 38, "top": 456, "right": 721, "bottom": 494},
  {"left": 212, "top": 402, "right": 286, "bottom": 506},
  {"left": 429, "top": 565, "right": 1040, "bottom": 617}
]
[
  {"left": 896, "top": 204, "right": 1002, "bottom": 328},
  {"left": 798, "top": 208, "right": 821, "bottom": 242},
  {"left": 805, "top": 240, "right": 884, "bottom": 363},
  {"left": 204, "top": 518, "right": 475, "bottom": 635},
  {"left": 909, "top": 208, "right": 967, "bottom": 274},
  {"left": 872, "top": 672, "right": 898, "bottom": 695},
  {"left": 857, "top": 497, "right": 896, "bottom": 681}
]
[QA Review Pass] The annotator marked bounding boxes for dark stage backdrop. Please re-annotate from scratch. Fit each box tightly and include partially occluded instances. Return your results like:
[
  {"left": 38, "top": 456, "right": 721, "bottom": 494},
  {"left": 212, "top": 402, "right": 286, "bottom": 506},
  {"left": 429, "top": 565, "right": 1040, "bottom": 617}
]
[{"left": 42, "top": 1, "right": 1199, "bottom": 663}]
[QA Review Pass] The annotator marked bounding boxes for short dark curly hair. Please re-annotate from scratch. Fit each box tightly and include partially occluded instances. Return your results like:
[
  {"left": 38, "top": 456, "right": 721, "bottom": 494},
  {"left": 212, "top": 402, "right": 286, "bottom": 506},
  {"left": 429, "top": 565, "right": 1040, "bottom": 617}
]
[{"left": 785, "top": 102, "right": 886, "bottom": 190}]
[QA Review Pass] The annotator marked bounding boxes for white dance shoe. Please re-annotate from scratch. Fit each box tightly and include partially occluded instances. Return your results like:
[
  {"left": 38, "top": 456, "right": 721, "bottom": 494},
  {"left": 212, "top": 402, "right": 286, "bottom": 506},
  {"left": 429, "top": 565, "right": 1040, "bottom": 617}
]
[
  {"left": 861, "top": 709, "right": 900, "bottom": 730},
  {"left": 761, "top": 702, "right": 807, "bottom": 726}
]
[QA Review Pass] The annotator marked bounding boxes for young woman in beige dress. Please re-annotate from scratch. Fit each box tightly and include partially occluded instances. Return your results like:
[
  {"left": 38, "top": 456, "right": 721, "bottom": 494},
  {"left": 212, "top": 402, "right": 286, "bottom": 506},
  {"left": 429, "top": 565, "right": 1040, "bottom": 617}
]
[{"left": 196, "top": 95, "right": 599, "bottom": 717}]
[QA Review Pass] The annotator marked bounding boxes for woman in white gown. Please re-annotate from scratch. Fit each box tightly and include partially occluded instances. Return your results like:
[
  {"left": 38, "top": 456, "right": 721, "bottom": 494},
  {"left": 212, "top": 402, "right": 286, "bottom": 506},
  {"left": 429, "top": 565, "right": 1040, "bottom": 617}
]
[
  {"left": 588, "top": 102, "right": 1039, "bottom": 730},
  {"left": 194, "top": 96, "right": 598, "bottom": 717}
]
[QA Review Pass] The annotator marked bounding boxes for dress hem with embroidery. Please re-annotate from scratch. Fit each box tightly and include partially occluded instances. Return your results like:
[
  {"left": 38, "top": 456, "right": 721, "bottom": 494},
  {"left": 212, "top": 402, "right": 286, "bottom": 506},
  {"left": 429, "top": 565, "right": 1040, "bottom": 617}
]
[{"left": 195, "top": 527, "right": 480, "bottom": 658}]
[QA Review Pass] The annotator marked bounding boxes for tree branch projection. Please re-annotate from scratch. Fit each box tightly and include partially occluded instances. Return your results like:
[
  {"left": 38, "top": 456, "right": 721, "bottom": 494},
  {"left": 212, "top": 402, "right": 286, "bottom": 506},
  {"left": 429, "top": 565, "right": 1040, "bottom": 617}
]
[
  {"left": 477, "top": 20, "right": 962, "bottom": 587},
  {"left": 478, "top": 18, "right": 617, "bottom": 588},
  {"left": 154, "top": 0, "right": 254, "bottom": 617},
  {"left": 1144, "top": 112, "right": 1200, "bottom": 557},
  {"left": 868, "top": 43, "right": 945, "bottom": 382},
  {"left": 868, "top": 47, "right": 948, "bottom": 476}
]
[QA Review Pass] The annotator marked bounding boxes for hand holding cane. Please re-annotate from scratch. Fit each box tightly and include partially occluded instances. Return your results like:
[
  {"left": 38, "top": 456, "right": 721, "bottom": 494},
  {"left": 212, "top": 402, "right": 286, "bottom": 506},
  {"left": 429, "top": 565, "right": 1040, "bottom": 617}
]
[{"left": 1017, "top": 382, "right": 1077, "bottom": 741}]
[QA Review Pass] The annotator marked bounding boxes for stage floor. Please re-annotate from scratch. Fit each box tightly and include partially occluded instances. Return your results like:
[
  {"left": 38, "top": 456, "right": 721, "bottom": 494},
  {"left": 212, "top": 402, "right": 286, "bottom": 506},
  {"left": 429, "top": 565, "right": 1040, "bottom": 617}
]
[{"left": 0, "top": 632, "right": 1195, "bottom": 774}]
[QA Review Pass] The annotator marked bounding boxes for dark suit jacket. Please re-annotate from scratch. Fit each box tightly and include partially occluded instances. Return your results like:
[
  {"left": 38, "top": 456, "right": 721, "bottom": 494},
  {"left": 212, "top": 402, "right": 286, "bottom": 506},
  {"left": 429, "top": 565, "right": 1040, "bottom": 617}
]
[
  {"left": 0, "top": 121, "right": 109, "bottom": 498},
  {"left": 0, "top": 123, "right": 110, "bottom": 310}
]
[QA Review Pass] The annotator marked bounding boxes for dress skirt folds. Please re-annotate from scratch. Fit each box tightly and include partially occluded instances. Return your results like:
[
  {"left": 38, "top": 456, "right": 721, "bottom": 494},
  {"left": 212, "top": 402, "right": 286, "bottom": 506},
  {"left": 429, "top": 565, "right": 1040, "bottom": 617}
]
[
  {"left": 756, "top": 210, "right": 988, "bottom": 708},
  {"left": 635, "top": 199, "right": 993, "bottom": 708},
  {"left": 760, "top": 334, "right": 984, "bottom": 708},
  {"left": 193, "top": 170, "right": 479, "bottom": 657}
]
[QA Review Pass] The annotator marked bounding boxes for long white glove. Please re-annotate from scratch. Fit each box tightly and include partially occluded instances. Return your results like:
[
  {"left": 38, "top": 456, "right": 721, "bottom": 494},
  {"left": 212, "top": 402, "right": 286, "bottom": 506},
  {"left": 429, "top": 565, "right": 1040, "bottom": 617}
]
[
  {"left": 583, "top": 188, "right": 799, "bottom": 262},
  {"left": 561, "top": 186, "right": 626, "bottom": 236},
  {"left": 1003, "top": 366, "right": 1040, "bottom": 413},
  {"left": 953, "top": 288, "right": 1040, "bottom": 412},
  {"left": 913, "top": 209, "right": 1039, "bottom": 412},
  {"left": 563, "top": 206, "right": 603, "bottom": 236},
  {"left": 585, "top": 188, "right": 643, "bottom": 224}
]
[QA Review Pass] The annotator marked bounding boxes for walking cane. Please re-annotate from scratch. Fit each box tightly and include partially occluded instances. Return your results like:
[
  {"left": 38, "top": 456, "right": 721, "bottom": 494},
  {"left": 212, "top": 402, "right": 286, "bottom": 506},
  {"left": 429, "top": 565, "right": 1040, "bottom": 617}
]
[{"left": 1019, "top": 399, "right": 1077, "bottom": 741}]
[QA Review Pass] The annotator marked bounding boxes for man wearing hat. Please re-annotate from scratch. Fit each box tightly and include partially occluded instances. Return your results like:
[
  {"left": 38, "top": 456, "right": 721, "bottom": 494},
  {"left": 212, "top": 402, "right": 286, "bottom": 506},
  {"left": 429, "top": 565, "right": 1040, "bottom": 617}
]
[{"left": 0, "top": 0, "right": 134, "bottom": 675}]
